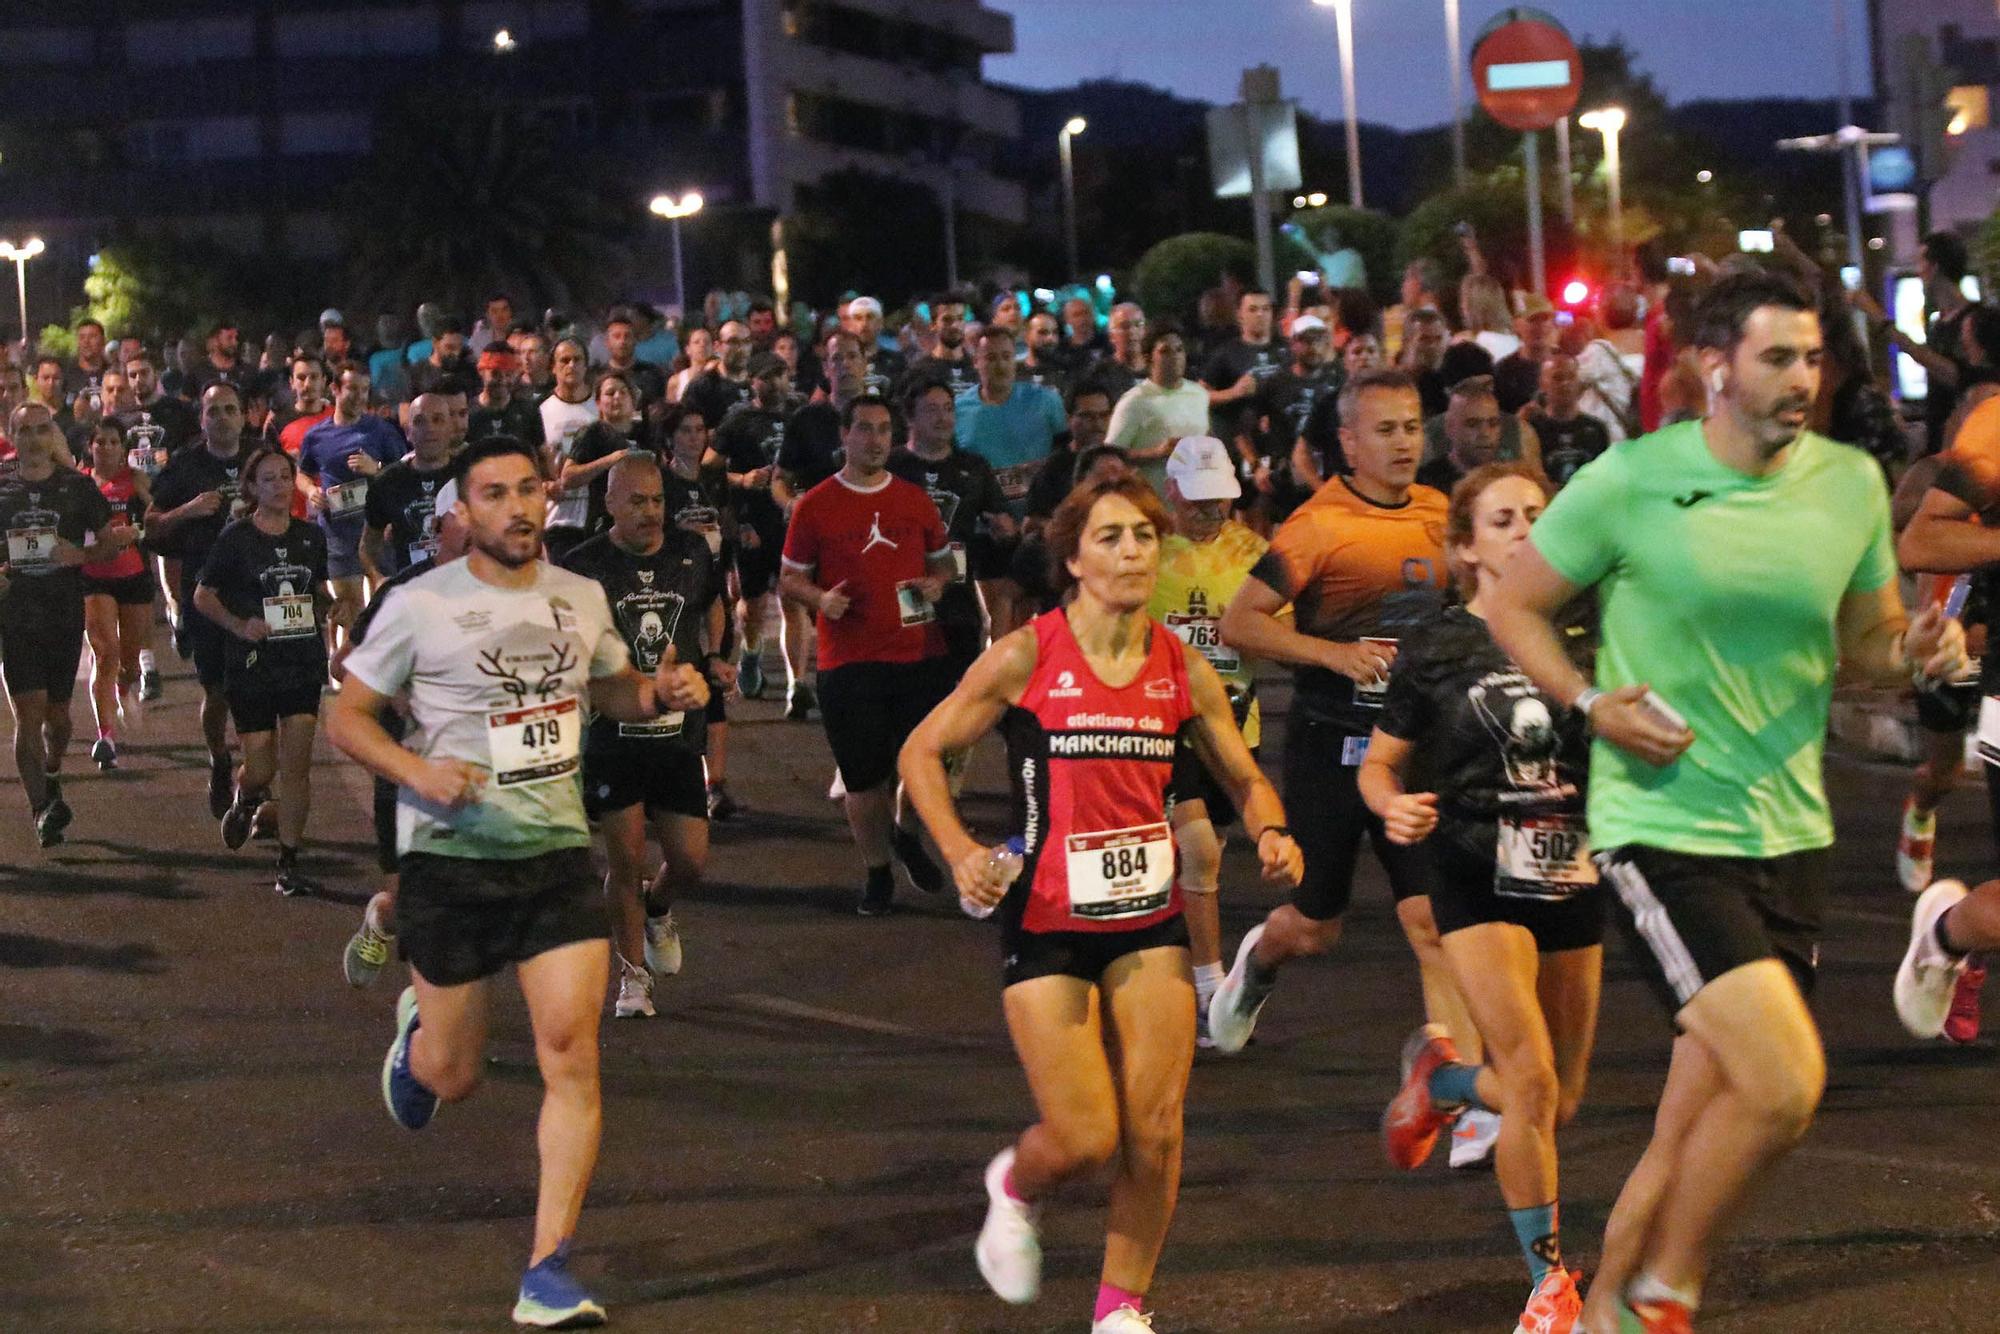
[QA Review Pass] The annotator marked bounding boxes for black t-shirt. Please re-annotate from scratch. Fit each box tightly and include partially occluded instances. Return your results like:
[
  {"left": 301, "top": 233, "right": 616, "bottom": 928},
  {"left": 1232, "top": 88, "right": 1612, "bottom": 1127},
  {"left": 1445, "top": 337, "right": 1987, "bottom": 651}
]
[
  {"left": 662, "top": 462, "right": 733, "bottom": 561},
  {"left": 115, "top": 398, "right": 197, "bottom": 465},
  {"left": 1377, "top": 603, "right": 1592, "bottom": 867},
  {"left": 467, "top": 398, "right": 542, "bottom": 447},
  {"left": 0, "top": 468, "right": 114, "bottom": 618},
  {"left": 1414, "top": 367, "right": 1451, "bottom": 419},
  {"left": 1086, "top": 356, "right": 1144, "bottom": 407},
  {"left": 1415, "top": 454, "right": 1464, "bottom": 494},
  {"left": 407, "top": 356, "right": 475, "bottom": 399},
  {"left": 568, "top": 420, "right": 656, "bottom": 536},
  {"left": 1438, "top": 342, "right": 1495, "bottom": 392},
  {"left": 682, "top": 371, "right": 753, "bottom": 431},
  {"left": 1493, "top": 352, "right": 1544, "bottom": 415},
  {"left": 903, "top": 353, "right": 979, "bottom": 400},
  {"left": 1023, "top": 447, "right": 1082, "bottom": 521},
  {"left": 596, "top": 360, "right": 667, "bottom": 408},
  {"left": 149, "top": 441, "right": 250, "bottom": 591},
  {"left": 1523, "top": 409, "right": 1611, "bottom": 488},
  {"left": 1250, "top": 365, "right": 1342, "bottom": 464},
  {"left": 363, "top": 458, "right": 455, "bottom": 574},
  {"left": 714, "top": 401, "right": 788, "bottom": 531},
  {"left": 1202, "top": 336, "right": 1284, "bottom": 441},
  {"left": 778, "top": 400, "right": 844, "bottom": 493},
  {"left": 888, "top": 447, "right": 1006, "bottom": 629},
  {"left": 198, "top": 516, "right": 330, "bottom": 684},
  {"left": 559, "top": 529, "right": 720, "bottom": 755},
  {"left": 864, "top": 347, "right": 907, "bottom": 396},
  {"left": 1021, "top": 358, "right": 1072, "bottom": 401}
]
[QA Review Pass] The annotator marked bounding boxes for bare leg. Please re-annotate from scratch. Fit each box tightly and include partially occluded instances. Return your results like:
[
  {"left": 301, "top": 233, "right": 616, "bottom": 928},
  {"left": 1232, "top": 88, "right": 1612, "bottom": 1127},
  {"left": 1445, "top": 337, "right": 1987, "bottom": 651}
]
[
  {"left": 9, "top": 690, "right": 52, "bottom": 812},
  {"left": 1399, "top": 895, "right": 1482, "bottom": 1063},
  {"left": 84, "top": 595, "right": 120, "bottom": 739},
  {"left": 517, "top": 938, "right": 611, "bottom": 1263},
  {"left": 598, "top": 804, "right": 649, "bottom": 967},
  {"left": 1098, "top": 946, "right": 1196, "bottom": 1292},
  {"left": 273, "top": 714, "right": 316, "bottom": 848}
]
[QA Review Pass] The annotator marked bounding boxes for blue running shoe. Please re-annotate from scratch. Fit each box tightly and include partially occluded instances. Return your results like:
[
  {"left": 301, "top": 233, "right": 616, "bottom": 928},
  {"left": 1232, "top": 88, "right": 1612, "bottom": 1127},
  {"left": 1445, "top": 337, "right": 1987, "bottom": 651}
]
[
  {"left": 381, "top": 985, "right": 438, "bottom": 1130},
  {"left": 512, "top": 1241, "right": 606, "bottom": 1328}
]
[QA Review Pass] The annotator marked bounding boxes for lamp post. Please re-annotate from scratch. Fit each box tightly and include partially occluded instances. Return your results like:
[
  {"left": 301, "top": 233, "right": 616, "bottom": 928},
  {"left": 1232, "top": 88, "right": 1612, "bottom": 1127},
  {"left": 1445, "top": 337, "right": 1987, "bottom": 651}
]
[
  {"left": 647, "top": 192, "right": 704, "bottom": 315},
  {"left": 1578, "top": 107, "right": 1626, "bottom": 272},
  {"left": 0, "top": 237, "right": 44, "bottom": 348},
  {"left": 1058, "top": 116, "right": 1086, "bottom": 280},
  {"left": 1444, "top": 0, "right": 1466, "bottom": 185},
  {"left": 1313, "top": 0, "right": 1364, "bottom": 208}
]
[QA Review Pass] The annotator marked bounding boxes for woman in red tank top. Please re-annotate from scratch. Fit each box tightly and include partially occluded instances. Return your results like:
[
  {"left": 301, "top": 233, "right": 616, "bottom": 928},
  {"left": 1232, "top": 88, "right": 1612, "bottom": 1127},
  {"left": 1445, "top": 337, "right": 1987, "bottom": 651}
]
[
  {"left": 901, "top": 475, "right": 1302, "bottom": 1333},
  {"left": 80, "top": 420, "right": 157, "bottom": 767}
]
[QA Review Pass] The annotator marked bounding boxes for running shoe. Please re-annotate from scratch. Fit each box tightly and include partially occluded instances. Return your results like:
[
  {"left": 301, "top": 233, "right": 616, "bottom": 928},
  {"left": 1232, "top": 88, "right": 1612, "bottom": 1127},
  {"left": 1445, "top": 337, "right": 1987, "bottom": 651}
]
[
  {"left": 252, "top": 801, "right": 278, "bottom": 841},
  {"left": 891, "top": 824, "right": 945, "bottom": 894},
  {"left": 221, "top": 797, "right": 256, "bottom": 850},
  {"left": 1896, "top": 879, "right": 1971, "bottom": 1038},
  {"left": 705, "top": 780, "right": 740, "bottom": 822},
  {"left": 1897, "top": 796, "right": 1937, "bottom": 894},
  {"left": 613, "top": 959, "right": 656, "bottom": 1018},
  {"left": 1516, "top": 1268, "right": 1582, "bottom": 1334},
  {"left": 1384, "top": 1024, "right": 1460, "bottom": 1169},
  {"left": 1449, "top": 1106, "right": 1501, "bottom": 1170},
  {"left": 1946, "top": 959, "right": 1987, "bottom": 1044},
  {"left": 33, "top": 798, "right": 66, "bottom": 849},
  {"left": 974, "top": 1146, "right": 1041, "bottom": 1305},
  {"left": 274, "top": 864, "right": 321, "bottom": 897},
  {"left": 343, "top": 918, "right": 393, "bottom": 988},
  {"left": 786, "top": 682, "right": 817, "bottom": 721},
  {"left": 1195, "top": 995, "right": 1215, "bottom": 1050},
  {"left": 381, "top": 986, "right": 438, "bottom": 1130},
  {"left": 736, "top": 649, "right": 765, "bottom": 700},
  {"left": 1091, "top": 1306, "right": 1155, "bottom": 1332},
  {"left": 827, "top": 767, "right": 847, "bottom": 801},
  {"left": 207, "top": 758, "right": 233, "bottom": 819},
  {"left": 512, "top": 1241, "right": 606, "bottom": 1329},
  {"left": 1619, "top": 1295, "right": 1694, "bottom": 1334},
  {"left": 139, "top": 654, "right": 163, "bottom": 702},
  {"left": 1206, "top": 924, "right": 1272, "bottom": 1055},
  {"left": 856, "top": 872, "right": 895, "bottom": 917},
  {"left": 90, "top": 736, "right": 117, "bottom": 771},
  {"left": 118, "top": 686, "right": 147, "bottom": 733},
  {"left": 644, "top": 912, "right": 683, "bottom": 977}
]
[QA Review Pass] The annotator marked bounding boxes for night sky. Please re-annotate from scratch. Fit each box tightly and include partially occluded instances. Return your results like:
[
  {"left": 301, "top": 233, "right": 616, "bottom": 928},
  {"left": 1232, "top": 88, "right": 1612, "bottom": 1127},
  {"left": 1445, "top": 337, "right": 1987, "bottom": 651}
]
[{"left": 989, "top": 0, "right": 1876, "bottom": 129}]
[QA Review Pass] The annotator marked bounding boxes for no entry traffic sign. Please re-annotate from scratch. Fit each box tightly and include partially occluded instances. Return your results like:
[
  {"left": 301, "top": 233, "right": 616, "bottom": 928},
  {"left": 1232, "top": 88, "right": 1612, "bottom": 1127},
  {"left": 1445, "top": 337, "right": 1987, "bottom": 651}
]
[{"left": 1471, "top": 7, "right": 1581, "bottom": 132}]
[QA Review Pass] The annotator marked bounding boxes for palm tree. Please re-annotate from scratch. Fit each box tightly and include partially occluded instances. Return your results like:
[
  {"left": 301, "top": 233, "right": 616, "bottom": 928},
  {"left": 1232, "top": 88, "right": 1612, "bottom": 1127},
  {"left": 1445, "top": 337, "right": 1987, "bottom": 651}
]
[{"left": 339, "top": 90, "right": 639, "bottom": 320}]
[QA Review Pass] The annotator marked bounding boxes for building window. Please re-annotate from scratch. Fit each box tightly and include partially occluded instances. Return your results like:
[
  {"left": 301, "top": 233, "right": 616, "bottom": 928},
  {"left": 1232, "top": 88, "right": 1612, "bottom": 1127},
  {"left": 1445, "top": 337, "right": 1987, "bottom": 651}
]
[
  {"left": 126, "top": 17, "right": 255, "bottom": 65},
  {"left": 280, "top": 113, "right": 372, "bottom": 156},
  {"left": 128, "top": 117, "right": 259, "bottom": 165},
  {"left": 1948, "top": 85, "right": 1992, "bottom": 137},
  {"left": 0, "top": 27, "right": 92, "bottom": 65},
  {"left": 276, "top": 8, "right": 440, "bottom": 58}
]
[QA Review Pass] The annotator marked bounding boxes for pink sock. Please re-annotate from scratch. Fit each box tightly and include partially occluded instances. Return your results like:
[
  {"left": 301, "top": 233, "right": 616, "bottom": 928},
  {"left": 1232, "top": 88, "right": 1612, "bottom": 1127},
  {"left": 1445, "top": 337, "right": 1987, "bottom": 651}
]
[
  {"left": 1094, "top": 1283, "right": 1144, "bottom": 1320},
  {"left": 1001, "top": 1166, "right": 1028, "bottom": 1204}
]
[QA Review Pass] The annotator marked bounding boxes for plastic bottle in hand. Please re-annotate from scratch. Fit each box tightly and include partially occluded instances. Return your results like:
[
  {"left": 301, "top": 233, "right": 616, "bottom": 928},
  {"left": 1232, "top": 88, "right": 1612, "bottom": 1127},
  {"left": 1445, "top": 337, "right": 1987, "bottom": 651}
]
[{"left": 963, "top": 836, "right": 1025, "bottom": 920}]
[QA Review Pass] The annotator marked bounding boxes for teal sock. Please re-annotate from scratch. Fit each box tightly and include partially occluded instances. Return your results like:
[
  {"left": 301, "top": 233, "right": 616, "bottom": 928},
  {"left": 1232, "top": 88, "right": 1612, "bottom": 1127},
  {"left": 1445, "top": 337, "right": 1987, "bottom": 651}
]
[
  {"left": 1509, "top": 1202, "right": 1560, "bottom": 1285},
  {"left": 1426, "top": 1060, "right": 1484, "bottom": 1110}
]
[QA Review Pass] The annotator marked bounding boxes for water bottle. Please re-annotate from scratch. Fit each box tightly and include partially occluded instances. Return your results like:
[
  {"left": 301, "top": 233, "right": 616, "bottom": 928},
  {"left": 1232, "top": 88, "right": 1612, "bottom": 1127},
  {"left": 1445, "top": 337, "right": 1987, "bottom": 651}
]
[{"left": 963, "top": 836, "right": 1025, "bottom": 920}]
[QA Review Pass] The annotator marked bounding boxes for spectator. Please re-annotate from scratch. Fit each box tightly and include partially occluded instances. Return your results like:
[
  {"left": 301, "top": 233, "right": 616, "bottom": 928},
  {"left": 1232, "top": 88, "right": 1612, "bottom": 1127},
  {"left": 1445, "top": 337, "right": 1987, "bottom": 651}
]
[
  {"left": 1107, "top": 321, "right": 1211, "bottom": 494},
  {"left": 1851, "top": 230, "right": 1973, "bottom": 454},
  {"left": 1493, "top": 300, "right": 1557, "bottom": 414},
  {"left": 1418, "top": 375, "right": 1542, "bottom": 492},
  {"left": 1573, "top": 292, "right": 1644, "bottom": 442},
  {"left": 1521, "top": 353, "right": 1610, "bottom": 487}
]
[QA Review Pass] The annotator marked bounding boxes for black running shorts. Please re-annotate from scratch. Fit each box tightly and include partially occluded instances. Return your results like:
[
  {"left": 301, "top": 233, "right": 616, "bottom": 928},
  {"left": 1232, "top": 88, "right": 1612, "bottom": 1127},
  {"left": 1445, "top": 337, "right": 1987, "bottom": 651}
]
[
  {"left": 187, "top": 612, "right": 229, "bottom": 691},
  {"left": 1283, "top": 716, "right": 1435, "bottom": 920},
  {"left": 396, "top": 847, "right": 605, "bottom": 987},
  {"left": 1595, "top": 843, "right": 1829, "bottom": 1017},
  {"left": 1430, "top": 830, "right": 1605, "bottom": 954},
  {"left": 0, "top": 602, "right": 86, "bottom": 703},
  {"left": 82, "top": 570, "right": 157, "bottom": 607},
  {"left": 583, "top": 741, "right": 708, "bottom": 821},
  {"left": 816, "top": 656, "right": 955, "bottom": 794},
  {"left": 1000, "top": 914, "right": 1191, "bottom": 989},
  {"left": 1915, "top": 680, "right": 1978, "bottom": 735},
  {"left": 224, "top": 675, "right": 323, "bottom": 734}
]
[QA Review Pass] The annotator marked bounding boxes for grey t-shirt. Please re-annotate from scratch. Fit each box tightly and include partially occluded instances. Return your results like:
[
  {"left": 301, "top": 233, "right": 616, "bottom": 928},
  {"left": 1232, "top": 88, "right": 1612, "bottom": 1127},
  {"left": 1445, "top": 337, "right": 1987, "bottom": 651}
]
[{"left": 343, "top": 559, "right": 630, "bottom": 860}]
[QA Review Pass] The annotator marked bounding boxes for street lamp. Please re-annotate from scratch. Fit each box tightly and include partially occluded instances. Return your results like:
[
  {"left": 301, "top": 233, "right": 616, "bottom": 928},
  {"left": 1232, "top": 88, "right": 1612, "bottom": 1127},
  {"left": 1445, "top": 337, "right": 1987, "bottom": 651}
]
[
  {"left": 1312, "top": 0, "right": 1364, "bottom": 209},
  {"left": 0, "top": 237, "right": 45, "bottom": 348},
  {"left": 1578, "top": 107, "right": 1627, "bottom": 271},
  {"left": 648, "top": 192, "right": 704, "bottom": 315},
  {"left": 1058, "top": 116, "right": 1086, "bottom": 280},
  {"left": 492, "top": 28, "right": 515, "bottom": 52}
]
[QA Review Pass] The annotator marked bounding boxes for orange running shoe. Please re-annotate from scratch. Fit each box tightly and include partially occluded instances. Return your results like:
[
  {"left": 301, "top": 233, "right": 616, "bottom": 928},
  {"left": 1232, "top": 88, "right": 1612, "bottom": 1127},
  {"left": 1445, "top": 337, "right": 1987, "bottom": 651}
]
[
  {"left": 1620, "top": 1295, "right": 1694, "bottom": 1333},
  {"left": 1382, "top": 1024, "right": 1460, "bottom": 1169},
  {"left": 1515, "top": 1268, "right": 1581, "bottom": 1333}
]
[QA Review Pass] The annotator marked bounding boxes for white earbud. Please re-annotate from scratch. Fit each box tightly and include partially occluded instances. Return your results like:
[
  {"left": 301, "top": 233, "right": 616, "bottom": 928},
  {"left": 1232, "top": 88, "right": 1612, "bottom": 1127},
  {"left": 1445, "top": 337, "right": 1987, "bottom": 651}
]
[{"left": 1710, "top": 370, "right": 1725, "bottom": 396}]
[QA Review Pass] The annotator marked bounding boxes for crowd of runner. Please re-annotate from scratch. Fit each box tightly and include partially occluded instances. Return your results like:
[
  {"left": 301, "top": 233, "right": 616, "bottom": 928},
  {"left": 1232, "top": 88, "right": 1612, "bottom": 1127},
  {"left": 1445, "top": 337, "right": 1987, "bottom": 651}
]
[{"left": 0, "top": 222, "right": 1992, "bottom": 1333}]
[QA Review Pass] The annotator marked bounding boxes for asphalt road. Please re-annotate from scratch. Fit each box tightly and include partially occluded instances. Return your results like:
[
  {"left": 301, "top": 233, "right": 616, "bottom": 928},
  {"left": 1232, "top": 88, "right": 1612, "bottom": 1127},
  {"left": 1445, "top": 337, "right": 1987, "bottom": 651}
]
[{"left": 5, "top": 652, "right": 2000, "bottom": 1333}]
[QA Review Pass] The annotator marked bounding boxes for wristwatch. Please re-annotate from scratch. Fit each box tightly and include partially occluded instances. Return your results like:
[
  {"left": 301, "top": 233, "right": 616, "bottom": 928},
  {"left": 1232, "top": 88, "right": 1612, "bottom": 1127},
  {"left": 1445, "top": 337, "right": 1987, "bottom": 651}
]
[{"left": 1572, "top": 686, "right": 1605, "bottom": 728}]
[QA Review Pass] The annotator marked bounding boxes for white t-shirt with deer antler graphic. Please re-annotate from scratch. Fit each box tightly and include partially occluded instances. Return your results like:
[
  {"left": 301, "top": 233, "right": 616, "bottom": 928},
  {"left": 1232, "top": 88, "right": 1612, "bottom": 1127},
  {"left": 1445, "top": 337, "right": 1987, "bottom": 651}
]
[{"left": 344, "top": 559, "right": 629, "bottom": 861}]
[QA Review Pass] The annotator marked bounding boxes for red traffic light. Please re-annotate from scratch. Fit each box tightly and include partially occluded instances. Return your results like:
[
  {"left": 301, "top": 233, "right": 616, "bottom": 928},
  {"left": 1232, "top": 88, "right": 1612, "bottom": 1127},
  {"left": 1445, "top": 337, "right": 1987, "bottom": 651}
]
[{"left": 1560, "top": 278, "right": 1592, "bottom": 307}]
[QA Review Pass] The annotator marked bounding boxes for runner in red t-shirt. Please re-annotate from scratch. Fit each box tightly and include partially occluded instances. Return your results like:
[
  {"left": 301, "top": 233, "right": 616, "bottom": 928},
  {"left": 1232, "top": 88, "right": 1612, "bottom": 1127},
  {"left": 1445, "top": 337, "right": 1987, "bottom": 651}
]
[
  {"left": 899, "top": 474, "right": 1301, "bottom": 1333},
  {"left": 779, "top": 392, "right": 959, "bottom": 914},
  {"left": 278, "top": 353, "right": 333, "bottom": 521}
]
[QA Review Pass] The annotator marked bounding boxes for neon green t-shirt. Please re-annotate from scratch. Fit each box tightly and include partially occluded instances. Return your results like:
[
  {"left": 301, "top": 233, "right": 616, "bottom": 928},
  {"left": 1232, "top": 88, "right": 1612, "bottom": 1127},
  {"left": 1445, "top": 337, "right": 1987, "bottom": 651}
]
[{"left": 1530, "top": 421, "right": 1896, "bottom": 857}]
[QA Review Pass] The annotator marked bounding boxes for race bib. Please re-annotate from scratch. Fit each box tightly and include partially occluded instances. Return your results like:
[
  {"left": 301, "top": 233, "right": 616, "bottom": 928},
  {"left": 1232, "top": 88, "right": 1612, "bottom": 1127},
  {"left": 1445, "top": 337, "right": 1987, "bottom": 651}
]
[
  {"left": 1354, "top": 636, "right": 1396, "bottom": 702},
  {"left": 1065, "top": 821, "right": 1175, "bottom": 920},
  {"left": 896, "top": 580, "right": 937, "bottom": 626},
  {"left": 1979, "top": 695, "right": 2000, "bottom": 767},
  {"left": 486, "top": 695, "right": 582, "bottom": 787},
  {"left": 1340, "top": 733, "right": 1370, "bottom": 767},
  {"left": 948, "top": 541, "right": 968, "bottom": 581},
  {"left": 1495, "top": 815, "right": 1597, "bottom": 900},
  {"left": 325, "top": 478, "right": 369, "bottom": 517},
  {"left": 618, "top": 711, "right": 686, "bottom": 740},
  {"left": 127, "top": 447, "right": 165, "bottom": 476},
  {"left": 408, "top": 541, "right": 435, "bottom": 566},
  {"left": 261, "top": 593, "right": 317, "bottom": 639},
  {"left": 7, "top": 526, "right": 57, "bottom": 569},
  {"left": 1165, "top": 613, "right": 1240, "bottom": 674},
  {"left": 994, "top": 463, "right": 1036, "bottom": 503}
]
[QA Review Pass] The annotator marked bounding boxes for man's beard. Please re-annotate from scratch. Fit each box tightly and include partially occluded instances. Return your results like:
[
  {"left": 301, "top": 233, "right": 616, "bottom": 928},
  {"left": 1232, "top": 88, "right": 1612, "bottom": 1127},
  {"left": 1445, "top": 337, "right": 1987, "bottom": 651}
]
[{"left": 475, "top": 528, "right": 543, "bottom": 568}]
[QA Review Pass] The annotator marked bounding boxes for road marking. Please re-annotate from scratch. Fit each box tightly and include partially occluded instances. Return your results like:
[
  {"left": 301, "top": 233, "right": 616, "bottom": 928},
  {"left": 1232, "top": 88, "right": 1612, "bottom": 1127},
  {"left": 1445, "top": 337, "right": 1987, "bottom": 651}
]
[{"left": 727, "top": 992, "right": 915, "bottom": 1037}]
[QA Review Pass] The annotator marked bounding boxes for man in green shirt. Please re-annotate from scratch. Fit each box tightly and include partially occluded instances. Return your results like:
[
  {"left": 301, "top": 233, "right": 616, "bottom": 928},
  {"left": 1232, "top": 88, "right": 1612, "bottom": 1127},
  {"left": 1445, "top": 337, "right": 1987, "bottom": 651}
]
[{"left": 1486, "top": 271, "right": 1964, "bottom": 1334}]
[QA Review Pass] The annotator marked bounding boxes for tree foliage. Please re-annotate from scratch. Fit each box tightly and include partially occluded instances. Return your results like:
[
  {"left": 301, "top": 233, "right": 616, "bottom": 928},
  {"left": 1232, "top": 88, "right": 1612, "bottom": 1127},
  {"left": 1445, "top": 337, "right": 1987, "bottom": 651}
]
[
  {"left": 782, "top": 169, "right": 949, "bottom": 309},
  {"left": 1282, "top": 206, "right": 1400, "bottom": 305},
  {"left": 1397, "top": 171, "right": 1577, "bottom": 298},
  {"left": 337, "top": 90, "right": 638, "bottom": 320},
  {"left": 1132, "top": 233, "right": 1256, "bottom": 326}
]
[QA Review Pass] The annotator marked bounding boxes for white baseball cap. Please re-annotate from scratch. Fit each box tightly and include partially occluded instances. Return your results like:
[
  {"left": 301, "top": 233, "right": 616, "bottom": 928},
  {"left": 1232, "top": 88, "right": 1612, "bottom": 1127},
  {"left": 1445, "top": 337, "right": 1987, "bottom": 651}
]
[
  {"left": 1165, "top": 436, "right": 1241, "bottom": 502},
  {"left": 847, "top": 295, "right": 883, "bottom": 317},
  {"left": 1290, "top": 313, "right": 1329, "bottom": 336},
  {"left": 435, "top": 479, "right": 458, "bottom": 513}
]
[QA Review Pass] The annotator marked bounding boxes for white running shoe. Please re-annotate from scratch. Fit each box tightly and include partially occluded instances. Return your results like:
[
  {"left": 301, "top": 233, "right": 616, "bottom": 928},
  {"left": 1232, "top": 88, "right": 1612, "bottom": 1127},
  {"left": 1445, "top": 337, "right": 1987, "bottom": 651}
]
[
  {"left": 1206, "top": 924, "right": 1270, "bottom": 1055},
  {"left": 827, "top": 767, "right": 847, "bottom": 802},
  {"left": 974, "top": 1147, "right": 1041, "bottom": 1305},
  {"left": 1091, "top": 1305, "right": 1155, "bottom": 1332},
  {"left": 613, "top": 959, "right": 656, "bottom": 1019},
  {"left": 1896, "top": 797, "right": 1937, "bottom": 895},
  {"left": 644, "top": 911, "right": 683, "bottom": 977},
  {"left": 1897, "top": 879, "right": 1970, "bottom": 1038},
  {"left": 1448, "top": 1106, "right": 1501, "bottom": 1170}
]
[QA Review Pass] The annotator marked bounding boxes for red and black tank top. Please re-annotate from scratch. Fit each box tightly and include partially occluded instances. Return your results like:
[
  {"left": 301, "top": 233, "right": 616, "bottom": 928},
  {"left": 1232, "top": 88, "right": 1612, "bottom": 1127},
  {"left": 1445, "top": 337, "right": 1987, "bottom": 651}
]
[
  {"left": 1003, "top": 607, "right": 1199, "bottom": 934},
  {"left": 82, "top": 467, "right": 144, "bottom": 580}
]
